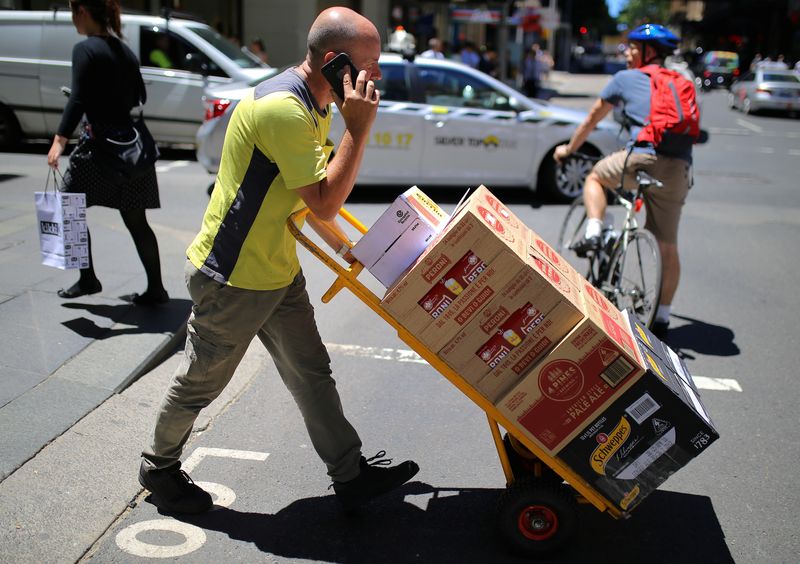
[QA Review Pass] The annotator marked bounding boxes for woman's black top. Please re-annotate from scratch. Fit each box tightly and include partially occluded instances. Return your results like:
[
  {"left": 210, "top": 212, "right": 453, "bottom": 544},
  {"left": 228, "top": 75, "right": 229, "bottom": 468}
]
[{"left": 57, "top": 35, "right": 145, "bottom": 137}]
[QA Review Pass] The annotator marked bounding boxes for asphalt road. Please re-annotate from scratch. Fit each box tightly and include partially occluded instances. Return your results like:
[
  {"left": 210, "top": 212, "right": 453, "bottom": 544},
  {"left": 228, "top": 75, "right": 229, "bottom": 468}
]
[{"left": 7, "top": 89, "right": 800, "bottom": 563}]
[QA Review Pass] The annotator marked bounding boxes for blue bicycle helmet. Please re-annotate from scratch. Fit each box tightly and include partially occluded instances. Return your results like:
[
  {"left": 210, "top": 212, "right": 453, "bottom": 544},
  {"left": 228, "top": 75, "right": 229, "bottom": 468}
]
[{"left": 628, "top": 24, "right": 680, "bottom": 50}]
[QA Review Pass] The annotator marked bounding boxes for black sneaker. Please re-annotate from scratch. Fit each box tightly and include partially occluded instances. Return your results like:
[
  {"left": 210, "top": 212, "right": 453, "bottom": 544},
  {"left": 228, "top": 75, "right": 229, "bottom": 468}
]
[
  {"left": 138, "top": 460, "right": 213, "bottom": 514},
  {"left": 332, "top": 451, "right": 419, "bottom": 510},
  {"left": 569, "top": 235, "right": 602, "bottom": 258},
  {"left": 650, "top": 320, "right": 670, "bottom": 340}
]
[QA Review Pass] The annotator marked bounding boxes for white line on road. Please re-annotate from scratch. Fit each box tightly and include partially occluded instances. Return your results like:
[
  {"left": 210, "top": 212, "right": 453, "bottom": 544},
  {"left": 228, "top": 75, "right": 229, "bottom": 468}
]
[
  {"left": 326, "top": 343, "right": 742, "bottom": 392},
  {"left": 789, "top": 149, "right": 800, "bottom": 157},
  {"left": 155, "top": 160, "right": 190, "bottom": 173},
  {"left": 756, "top": 147, "right": 775, "bottom": 154},
  {"left": 183, "top": 447, "right": 269, "bottom": 473},
  {"left": 735, "top": 118, "right": 763, "bottom": 133}
]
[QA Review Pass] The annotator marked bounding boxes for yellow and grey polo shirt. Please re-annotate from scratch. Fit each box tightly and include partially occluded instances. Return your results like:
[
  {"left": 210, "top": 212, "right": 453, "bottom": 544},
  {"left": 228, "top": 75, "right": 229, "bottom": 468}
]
[{"left": 188, "top": 69, "right": 334, "bottom": 290}]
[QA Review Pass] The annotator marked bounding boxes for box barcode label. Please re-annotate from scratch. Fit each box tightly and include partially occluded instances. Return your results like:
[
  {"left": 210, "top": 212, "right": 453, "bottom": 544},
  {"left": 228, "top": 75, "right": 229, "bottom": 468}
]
[
  {"left": 601, "top": 356, "right": 633, "bottom": 387},
  {"left": 625, "top": 392, "right": 660, "bottom": 425}
]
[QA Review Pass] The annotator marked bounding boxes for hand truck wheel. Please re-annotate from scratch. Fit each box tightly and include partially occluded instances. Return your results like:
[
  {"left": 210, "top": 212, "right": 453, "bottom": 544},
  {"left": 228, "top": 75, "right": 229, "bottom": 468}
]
[{"left": 496, "top": 477, "right": 578, "bottom": 557}]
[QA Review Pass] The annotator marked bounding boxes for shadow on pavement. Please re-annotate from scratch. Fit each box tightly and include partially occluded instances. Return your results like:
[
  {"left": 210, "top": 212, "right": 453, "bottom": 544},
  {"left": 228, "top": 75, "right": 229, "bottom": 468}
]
[
  {"left": 665, "top": 314, "right": 740, "bottom": 359},
  {"left": 60, "top": 299, "right": 191, "bottom": 340},
  {"left": 166, "top": 482, "right": 732, "bottom": 563}
]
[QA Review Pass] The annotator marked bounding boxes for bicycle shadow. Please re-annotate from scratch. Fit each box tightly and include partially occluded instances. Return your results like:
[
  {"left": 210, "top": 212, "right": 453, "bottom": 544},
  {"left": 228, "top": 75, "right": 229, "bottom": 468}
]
[
  {"left": 665, "top": 314, "right": 740, "bottom": 359},
  {"left": 166, "top": 482, "right": 733, "bottom": 563}
]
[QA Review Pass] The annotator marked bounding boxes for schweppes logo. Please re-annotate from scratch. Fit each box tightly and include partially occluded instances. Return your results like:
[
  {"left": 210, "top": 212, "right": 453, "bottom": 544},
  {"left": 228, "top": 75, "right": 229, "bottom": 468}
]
[
  {"left": 590, "top": 417, "right": 631, "bottom": 475},
  {"left": 636, "top": 325, "right": 652, "bottom": 347},
  {"left": 620, "top": 485, "right": 640, "bottom": 510},
  {"left": 645, "top": 352, "right": 666, "bottom": 381}
]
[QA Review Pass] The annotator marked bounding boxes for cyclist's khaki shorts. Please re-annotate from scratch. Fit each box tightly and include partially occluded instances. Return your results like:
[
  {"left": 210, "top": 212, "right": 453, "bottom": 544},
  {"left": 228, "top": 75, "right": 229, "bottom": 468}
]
[{"left": 592, "top": 149, "right": 691, "bottom": 244}]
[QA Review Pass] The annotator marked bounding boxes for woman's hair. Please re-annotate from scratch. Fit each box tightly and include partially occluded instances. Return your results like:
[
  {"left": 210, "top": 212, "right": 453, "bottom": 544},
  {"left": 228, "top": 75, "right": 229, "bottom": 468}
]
[{"left": 71, "top": 0, "right": 122, "bottom": 38}]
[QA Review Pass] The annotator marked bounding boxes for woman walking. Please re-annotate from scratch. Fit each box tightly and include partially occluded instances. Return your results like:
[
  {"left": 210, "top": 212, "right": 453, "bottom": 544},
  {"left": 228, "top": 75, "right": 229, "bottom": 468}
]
[{"left": 47, "top": 0, "right": 168, "bottom": 305}]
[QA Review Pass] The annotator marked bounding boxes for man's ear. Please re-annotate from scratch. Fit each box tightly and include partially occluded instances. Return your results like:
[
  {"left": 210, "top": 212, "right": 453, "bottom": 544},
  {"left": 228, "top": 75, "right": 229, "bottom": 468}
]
[{"left": 322, "top": 51, "right": 337, "bottom": 65}]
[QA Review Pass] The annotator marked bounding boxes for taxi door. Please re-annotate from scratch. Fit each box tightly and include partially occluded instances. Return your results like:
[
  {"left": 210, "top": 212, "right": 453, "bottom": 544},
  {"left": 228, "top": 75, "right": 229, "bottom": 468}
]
[
  {"left": 416, "top": 66, "right": 530, "bottom": 185},
  {"left": 330, "top": 61, "right": 422, "bottom": 183}
]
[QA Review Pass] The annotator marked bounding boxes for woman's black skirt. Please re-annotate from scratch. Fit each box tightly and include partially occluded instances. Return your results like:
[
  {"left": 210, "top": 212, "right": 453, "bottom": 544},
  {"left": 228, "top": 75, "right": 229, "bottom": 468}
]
[{"left": 62, "top": 133, "right": 160, "bottom": 210}]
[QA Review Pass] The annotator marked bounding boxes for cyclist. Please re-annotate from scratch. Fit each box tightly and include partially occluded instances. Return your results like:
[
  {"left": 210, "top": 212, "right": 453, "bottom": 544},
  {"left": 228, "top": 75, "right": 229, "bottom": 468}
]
[{"left": 553, "top": 24, "right": 695, "bottom": 337}]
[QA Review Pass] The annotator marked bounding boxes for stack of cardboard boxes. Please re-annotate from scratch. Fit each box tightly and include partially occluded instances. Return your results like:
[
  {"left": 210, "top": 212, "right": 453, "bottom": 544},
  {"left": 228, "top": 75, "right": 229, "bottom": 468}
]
[{"left": 358, "top": 185, "right": 718, "bottom": 513}]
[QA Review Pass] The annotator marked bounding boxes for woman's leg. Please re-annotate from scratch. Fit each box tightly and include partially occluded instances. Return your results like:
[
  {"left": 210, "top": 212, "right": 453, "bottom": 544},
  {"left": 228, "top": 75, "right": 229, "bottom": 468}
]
[
  {"left": 120, "top": 208, "right": 168, "bottom": 303},
  {"left": 57, "top": 229, "right": 101, "bottom": 298}
]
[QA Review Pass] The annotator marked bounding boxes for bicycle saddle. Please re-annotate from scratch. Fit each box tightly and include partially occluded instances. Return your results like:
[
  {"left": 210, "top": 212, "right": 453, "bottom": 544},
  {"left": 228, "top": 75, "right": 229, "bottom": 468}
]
[{"left": 635, "top": 170, "right": 664, "bottom": 189}]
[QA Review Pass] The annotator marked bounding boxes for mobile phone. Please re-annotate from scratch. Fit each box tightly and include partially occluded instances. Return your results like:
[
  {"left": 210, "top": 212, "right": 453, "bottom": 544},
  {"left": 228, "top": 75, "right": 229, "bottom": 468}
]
[{"left": 321, "top": 53, "right": 359, "bottom": 101}]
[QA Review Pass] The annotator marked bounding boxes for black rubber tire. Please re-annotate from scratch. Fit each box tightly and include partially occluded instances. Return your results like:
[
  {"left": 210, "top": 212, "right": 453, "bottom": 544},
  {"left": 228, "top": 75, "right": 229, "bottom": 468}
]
[
  {"left": 503, "top": 433, "right": 561, "bottom": 484},
  {"left": 496, "top": 478, "right": 578, "bottom": 557},
  {"left": 538, "top": 145, "right": 599, "bottom": 203},
  {"left": 604, "top": 228, "right": 663, "bottom": 328},
  {"left": 0, "top": 105, "right": 21, "bottom": 150}
]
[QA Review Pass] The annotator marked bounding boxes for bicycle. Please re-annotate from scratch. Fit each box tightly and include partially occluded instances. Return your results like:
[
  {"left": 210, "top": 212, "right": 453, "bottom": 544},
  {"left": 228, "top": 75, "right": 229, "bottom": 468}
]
[{"left": 556, "top": 153, "right": 664, "bottom": 328}]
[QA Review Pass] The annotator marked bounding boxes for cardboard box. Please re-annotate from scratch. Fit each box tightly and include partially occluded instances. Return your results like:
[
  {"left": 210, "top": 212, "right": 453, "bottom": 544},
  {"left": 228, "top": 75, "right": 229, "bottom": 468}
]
[
  {"left": 352, "top": 186, "right": 449, "bottom": 287},
  {"left": 496, "top": 278, "right": 649, "bottom": 453},
  {"left": 382, "top": 185, "right": 529, "bottom": 331},
  {"left": 415, "top": 249, "right": 525, "bottom": 351},
  {"left": 439, "top": 265, "right": 584, "bottom": 401},
  {"left": 556, "top": 357, "right": 719, "bottom": 513},
  {"left": 527, "top": 230, "right": 585, "bottom": 288}
]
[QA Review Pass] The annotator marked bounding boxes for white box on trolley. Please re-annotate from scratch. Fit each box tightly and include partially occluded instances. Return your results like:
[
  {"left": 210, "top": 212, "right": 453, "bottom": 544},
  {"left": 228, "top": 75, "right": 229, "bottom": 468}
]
[{"left": 351, "top": 186, "right": 449, "bottom": 287}]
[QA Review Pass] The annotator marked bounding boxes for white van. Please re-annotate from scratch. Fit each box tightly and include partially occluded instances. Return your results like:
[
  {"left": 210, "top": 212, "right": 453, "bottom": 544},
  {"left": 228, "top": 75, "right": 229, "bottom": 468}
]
[{"left": 0, "top": 10, "right": 275, "bottom": 147}]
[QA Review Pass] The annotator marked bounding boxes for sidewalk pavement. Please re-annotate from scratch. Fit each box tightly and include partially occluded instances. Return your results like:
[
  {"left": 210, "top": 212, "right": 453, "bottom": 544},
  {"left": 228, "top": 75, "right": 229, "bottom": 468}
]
[{"left": 0, "top": 154, "right": 207, "bottom": 482}]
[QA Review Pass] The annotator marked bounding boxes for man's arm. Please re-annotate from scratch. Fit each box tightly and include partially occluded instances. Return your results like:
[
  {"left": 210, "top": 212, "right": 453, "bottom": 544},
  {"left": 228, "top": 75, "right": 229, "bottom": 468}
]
[
  {"left": 306, "top": 215, "right": 355, "bottom": 261},
  {"left": 553, "top": 98, "right": 614, "bottom": 162},
  {"left": 297, "top": 69, "right": 378, "bottom": 221}
]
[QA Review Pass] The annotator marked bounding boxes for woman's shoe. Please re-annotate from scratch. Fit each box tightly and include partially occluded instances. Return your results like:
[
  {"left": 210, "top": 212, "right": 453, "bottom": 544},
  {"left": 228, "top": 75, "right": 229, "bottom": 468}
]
[{"left": 57, "top": 280, "right": 102, "bottom": 299}]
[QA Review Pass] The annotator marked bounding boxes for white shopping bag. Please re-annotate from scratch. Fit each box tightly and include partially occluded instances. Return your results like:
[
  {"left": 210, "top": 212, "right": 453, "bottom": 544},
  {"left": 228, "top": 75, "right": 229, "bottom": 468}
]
[{"left": 35, "top": 171, "right": 89, "bottom": 270}]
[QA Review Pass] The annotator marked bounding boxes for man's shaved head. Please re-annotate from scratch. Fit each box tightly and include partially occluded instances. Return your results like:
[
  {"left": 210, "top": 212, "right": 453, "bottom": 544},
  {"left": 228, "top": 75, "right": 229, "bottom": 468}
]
[{"left": 307, "top": 7, "right": 379, "bottom": 67}]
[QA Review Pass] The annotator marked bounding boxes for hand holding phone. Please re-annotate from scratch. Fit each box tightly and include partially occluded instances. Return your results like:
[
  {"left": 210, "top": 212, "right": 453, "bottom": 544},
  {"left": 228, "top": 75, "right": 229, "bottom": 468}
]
[{"left": 321, "top": 53, "right": 359, "bottom": 101}]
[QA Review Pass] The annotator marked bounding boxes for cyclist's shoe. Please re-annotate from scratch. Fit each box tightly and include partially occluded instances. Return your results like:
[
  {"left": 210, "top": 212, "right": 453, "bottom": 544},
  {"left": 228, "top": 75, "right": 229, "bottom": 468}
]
[
  {"left": 569, "top": 235, "right": 602, "bottom": 258},
  {"left": 138, "top": 460, "right": 213, "bottom": 514},
  {"left": 650, "top": 320, "right": 670, "bottom": 340},
  {"left": 332, "top": 451, "right": 419, "bottom": 511}
]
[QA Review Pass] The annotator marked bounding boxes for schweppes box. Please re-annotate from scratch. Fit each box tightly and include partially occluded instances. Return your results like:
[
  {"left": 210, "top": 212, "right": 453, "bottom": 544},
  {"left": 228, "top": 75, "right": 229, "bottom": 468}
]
[{"left": 556, "top": 320, "right": 719, "bottom": 514}]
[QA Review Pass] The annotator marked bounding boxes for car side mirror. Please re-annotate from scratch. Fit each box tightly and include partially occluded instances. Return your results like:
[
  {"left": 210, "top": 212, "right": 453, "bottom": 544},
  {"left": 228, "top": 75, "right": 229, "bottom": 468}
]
[{"left": 185, "top": 52, "right": 209, "bottom": 76}]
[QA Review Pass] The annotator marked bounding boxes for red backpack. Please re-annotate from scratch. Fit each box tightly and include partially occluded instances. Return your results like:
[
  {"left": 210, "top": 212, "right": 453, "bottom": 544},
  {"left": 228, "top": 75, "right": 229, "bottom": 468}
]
[{"left": 636, "top": 64, "right": 700, "bottom": 148}]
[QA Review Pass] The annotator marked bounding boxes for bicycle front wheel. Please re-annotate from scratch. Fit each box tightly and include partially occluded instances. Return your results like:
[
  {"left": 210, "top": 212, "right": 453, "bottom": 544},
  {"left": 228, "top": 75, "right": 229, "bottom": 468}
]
[
  {"left": 556, "top": 197, "right": 591, "bottom": 277},
  {"left": 604, "top": 229, "right": 662, "bottom": 328}
]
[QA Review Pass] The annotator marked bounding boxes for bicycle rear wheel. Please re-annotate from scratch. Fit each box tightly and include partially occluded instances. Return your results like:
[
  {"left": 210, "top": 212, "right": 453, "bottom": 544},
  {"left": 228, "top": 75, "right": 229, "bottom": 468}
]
[
  {"left": 556, "top": 197, "right": 591, "bottom": 277},
  {"left": 604, "top": 229, "right": 662, "bottom": 328}
]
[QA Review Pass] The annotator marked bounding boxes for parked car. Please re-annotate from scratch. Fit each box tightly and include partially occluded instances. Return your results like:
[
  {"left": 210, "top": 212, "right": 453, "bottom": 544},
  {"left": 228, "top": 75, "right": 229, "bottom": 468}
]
[
  {"left": 0, "top": 10, "right": 275, "bottom": 148},
  {"left": 728, "top": 69, "right": 800, "bottom": 115},
  {"left": 699, "top": 50, "right": 740, "bottom": 91},
  {"left": 196, "top": 54, "right": 624, "bottom": 201}
]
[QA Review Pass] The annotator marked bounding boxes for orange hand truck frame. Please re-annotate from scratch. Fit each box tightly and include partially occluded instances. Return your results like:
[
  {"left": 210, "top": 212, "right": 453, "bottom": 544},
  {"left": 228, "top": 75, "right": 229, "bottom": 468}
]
[{"left": 289, "top": 207, "right": 627, "bottom": 556}]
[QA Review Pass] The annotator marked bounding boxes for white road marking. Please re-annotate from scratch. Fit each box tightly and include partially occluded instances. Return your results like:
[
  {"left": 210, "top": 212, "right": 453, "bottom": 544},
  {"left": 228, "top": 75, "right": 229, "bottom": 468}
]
[
  {"left": 736, "top": 118, "right": 763, "bottom": 133},
  {"left": 327, "top": 343, "right": 742, "bottom": 392},
  {"left": 183, "top": 447, "right": 269, "bottom": 473},
  {"left": 194, "top": 481, "right": 236, "bottom": 507},
  {"left": 155, "top": 160, "right": 190, "bottom": 173},
  {"left": 789, "top": 149, "right": 800, "bottom": 157},
  {"left": 756, "top": 147, "right": 775, "bottom": 154},
  {"left": 116, "top": 519, "right": 206, "bottom": 558},
  {"left": 691, "top": 376, "right": 743, "bottom": 392}
]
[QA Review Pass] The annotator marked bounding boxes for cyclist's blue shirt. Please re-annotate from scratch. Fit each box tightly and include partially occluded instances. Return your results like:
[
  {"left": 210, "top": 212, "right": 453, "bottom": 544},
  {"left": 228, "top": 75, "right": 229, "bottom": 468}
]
[{"left": 601, "top": 69, "right": 692, "bottom": 162}]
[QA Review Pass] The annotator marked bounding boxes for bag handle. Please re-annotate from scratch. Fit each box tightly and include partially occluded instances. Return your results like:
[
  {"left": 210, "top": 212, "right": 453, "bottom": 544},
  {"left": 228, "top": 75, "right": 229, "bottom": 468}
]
[{"left": 45, "top": 168, "right": 66, "bottom": 194}]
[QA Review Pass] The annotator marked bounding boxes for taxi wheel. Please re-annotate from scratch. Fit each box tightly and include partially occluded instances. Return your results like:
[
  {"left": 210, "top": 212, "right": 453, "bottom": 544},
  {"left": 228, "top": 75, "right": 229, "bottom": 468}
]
[
  {"left": 540, "top": 146, "right": 598, "bottom": 203},
  {"left": 0, "top": 105, "right": 20, "bottom": 150},
  {"left": 496, "top": 478, "right": 577, "bottom": 556}
]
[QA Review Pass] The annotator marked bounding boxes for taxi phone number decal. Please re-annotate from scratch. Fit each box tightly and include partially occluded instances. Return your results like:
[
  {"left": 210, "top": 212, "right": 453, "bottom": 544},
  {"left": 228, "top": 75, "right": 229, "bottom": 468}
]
[{"left": 369, "top": 131, "right": 414, "bottom": 149}]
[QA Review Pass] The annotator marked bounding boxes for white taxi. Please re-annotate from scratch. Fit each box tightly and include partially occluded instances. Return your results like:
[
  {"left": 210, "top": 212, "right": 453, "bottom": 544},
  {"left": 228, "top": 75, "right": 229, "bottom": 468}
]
[{"left": 196, "top": 53, "right": 624, "bottom": 201}]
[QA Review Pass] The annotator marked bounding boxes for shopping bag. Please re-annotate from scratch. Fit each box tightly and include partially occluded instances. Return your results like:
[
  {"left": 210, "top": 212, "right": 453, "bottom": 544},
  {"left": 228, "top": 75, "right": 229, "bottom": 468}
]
[{"left": 34, "top": 170, "right": 89, "bottom": 270}]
